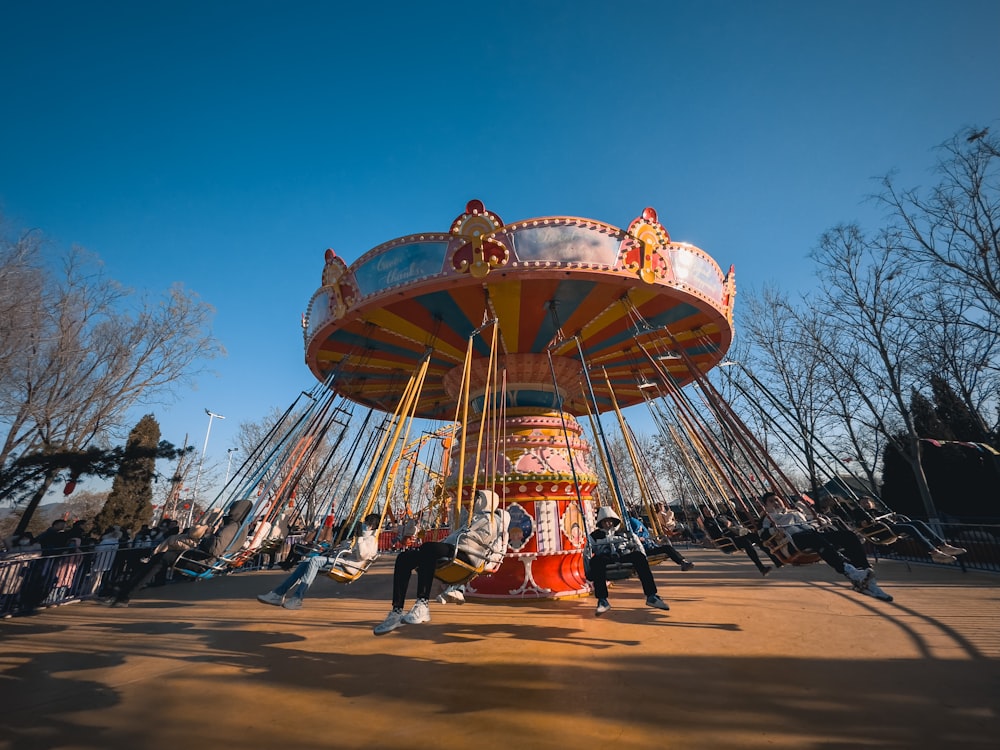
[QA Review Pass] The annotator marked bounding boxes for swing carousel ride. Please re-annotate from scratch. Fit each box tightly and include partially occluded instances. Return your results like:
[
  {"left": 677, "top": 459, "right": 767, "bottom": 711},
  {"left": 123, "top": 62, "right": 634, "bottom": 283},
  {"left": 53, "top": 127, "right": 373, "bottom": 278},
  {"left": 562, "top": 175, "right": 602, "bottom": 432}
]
[{"left": 301, "top": 200, "right": 736, "bottom": 599}]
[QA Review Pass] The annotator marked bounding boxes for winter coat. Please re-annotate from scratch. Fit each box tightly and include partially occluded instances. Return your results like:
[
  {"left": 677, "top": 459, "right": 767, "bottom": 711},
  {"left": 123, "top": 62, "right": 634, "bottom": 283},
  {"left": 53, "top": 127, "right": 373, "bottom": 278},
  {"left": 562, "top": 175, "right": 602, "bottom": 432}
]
[
  {"left": 446, "top": 490, "right": 510, "bottom": 569},
  {"left": 329, "top": 526, "right": 379, "bottom": 575},
  {"left": 201, "top": 499, "right": 254, "bottom": 558},
  {"left": 590, "top": 506, "right": 640, "bottom": 557}
]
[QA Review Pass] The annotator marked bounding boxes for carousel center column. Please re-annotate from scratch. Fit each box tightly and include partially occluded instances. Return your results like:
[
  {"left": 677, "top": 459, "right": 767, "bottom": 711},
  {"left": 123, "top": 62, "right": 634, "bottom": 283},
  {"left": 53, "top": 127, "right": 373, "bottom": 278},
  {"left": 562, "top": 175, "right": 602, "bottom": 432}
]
[{"left": 442, "top": 353, "right": 597, "bottom": 599}]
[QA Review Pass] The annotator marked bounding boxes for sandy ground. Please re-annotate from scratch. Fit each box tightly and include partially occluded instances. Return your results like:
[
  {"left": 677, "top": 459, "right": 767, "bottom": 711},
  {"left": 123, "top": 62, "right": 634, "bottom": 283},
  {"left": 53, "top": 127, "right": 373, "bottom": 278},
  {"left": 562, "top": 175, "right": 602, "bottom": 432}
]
[{"left": 1, "top": 549, "right": 998, "bottom": 750}]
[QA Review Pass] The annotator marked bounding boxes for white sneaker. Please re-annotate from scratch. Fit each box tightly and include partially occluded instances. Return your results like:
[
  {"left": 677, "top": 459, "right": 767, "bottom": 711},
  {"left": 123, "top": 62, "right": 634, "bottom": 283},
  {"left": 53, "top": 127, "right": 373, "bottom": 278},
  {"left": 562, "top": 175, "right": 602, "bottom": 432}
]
[
  {"left": 373, "top": 608, "right": 406, "bottom": 635},
  {"left": 843, "top": 563, "right": 871, "bottom": 586},
  {"left": 938, "top": 544, "right": 967, "bottom": 556},
  {"left": 861, "top": 576, "right": 893, "bottom": 602},
  {"left": 402, "top": 598, "right": 431, "bottom": 625},
  {"left": 443, "top": 586, "right": 465, "bottom": 605},
  {"left": 257, "top": 591, "right": 284, "bottom": 606},
  {"left": 595, "top": 598, "right": 611, "bottom": 615},
  {"left": 282, "top": 596, "right": 303, "bottom": 610},
  {"left": 931, "top": 551, "right": 957, "bottom": 564}
]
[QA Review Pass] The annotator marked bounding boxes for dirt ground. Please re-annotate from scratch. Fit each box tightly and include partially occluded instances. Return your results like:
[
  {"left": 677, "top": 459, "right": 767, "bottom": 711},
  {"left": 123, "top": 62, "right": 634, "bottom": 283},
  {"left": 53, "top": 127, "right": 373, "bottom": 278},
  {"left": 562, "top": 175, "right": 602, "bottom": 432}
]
[{"left": 1, "top": 550, "right": 998, "bottom": 750}]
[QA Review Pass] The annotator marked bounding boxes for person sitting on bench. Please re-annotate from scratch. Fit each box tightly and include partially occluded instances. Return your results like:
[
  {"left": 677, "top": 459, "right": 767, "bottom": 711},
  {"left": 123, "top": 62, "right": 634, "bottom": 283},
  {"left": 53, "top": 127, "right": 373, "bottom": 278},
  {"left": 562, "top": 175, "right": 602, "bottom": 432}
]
[
  {"left": 257, "top": 513, "right": 380, "bottom": 610},
  {"left": 373, "top": 489, "right": 510, "bottom": 635}
]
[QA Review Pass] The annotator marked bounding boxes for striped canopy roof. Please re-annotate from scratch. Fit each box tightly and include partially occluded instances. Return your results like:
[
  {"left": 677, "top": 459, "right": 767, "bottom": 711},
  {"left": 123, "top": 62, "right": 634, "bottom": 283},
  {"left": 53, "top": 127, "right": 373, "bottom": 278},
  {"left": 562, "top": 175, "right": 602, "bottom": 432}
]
[{"left": 304, "top": 201, "right": 735, "bottom": 419}]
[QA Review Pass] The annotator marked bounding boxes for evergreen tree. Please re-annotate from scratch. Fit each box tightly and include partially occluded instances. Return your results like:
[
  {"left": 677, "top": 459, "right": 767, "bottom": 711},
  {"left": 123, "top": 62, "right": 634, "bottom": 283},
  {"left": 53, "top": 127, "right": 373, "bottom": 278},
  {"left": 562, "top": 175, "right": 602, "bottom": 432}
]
[
  {"left": 879, "top": 439, "right": 922, "bottom": 518},
  {"left": 929, "top": 375, "right": 988, "bottom": 443},
  {"left": 94, "top": 415, "right": 161, "bottom": 532},
  {"left": 909, "top": 389, "right": 950, "bottom": 441},
  {"left": 882, "top": 382, "right": 1000, "bottom": 521}
]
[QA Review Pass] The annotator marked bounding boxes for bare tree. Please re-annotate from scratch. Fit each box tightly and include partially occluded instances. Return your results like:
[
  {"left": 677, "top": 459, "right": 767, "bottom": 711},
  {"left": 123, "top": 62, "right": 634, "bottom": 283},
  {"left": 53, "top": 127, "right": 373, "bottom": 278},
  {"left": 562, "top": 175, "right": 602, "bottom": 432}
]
[
  {"left": 0, "top": 225, "right": 223, "bottom": 526},
  {"left": 911, "top": 283, "right": 1000, "bottom": 436},
  {"left": 804, "top": 222, "right": 941, "bottom": 521},
  {"left": 231, "top": 400, "right": 363, "bottom": 527},
  {"left": 878, "top": 128, "right": 1000, "bottom": 337},
  {"left": 0, "top": 224, "right": 46, "bottom": 383},
  {"left": 588, "top": 429, "right": 641, "bottom": 509},
  {"left": 736, "top": 287, "right": 842, "bottom": 496}
]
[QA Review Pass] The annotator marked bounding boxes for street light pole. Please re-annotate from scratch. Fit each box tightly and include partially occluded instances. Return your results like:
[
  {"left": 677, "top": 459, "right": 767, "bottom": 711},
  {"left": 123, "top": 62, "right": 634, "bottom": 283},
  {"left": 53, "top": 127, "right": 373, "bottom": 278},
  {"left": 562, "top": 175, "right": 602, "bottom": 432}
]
[
  {"left": 192, "top": 409, "right": 225, "bottom": 510},
  {"left": 225, "top": 448, "right": 238, "bottom": 484}
]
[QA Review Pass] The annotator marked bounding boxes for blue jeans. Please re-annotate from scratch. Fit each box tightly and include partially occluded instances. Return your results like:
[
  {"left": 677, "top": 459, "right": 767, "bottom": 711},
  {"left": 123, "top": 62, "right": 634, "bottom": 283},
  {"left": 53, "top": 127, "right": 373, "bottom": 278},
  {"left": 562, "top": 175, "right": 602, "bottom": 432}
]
[{"left": 273, "top": 555, "right": 333, "bottom": 599}]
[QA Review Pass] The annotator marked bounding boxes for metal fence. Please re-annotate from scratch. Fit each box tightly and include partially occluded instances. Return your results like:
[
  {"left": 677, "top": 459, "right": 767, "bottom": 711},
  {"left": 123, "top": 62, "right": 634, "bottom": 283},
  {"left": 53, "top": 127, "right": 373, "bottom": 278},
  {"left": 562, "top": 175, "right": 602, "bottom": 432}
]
[
  {"left": 0, "top": 544, "right": 273, "bottom": 619},
  {"left": 868, "top": 523, "right": 1000, "bottom": 573},
  {"left": 3, "top": 523, "right": 998, "bottom": 619}
]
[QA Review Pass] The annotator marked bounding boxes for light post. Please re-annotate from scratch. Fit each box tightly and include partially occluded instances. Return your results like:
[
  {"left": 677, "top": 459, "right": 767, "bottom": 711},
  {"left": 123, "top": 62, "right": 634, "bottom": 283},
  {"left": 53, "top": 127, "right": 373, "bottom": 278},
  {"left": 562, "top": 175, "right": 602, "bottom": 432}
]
[
  {"left": 225, "top": 448, "right": 238, "bottom": 484},
  {"left": 192, "top": 408, "right": 225, "bottom": 510}
]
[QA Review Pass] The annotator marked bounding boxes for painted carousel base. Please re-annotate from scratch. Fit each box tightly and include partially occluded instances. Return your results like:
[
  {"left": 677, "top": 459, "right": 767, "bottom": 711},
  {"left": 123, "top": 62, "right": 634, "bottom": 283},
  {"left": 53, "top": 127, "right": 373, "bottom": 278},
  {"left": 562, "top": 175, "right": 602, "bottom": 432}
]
[{"left": 465, "top": 552, "right": 590, "bottom": 599}]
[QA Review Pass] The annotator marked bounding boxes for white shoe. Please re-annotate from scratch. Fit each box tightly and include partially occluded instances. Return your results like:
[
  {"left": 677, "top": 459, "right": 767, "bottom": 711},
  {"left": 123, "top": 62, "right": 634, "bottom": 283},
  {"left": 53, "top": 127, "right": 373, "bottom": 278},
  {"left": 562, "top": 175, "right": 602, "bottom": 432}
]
[
  {"left": 595, "top": 598, "right": 611, "bottom": 615},
  {"left": 931, "top": 551, "right": 957, "bottom": 564},
  {"left": 373, "top": 608, "right": 406, "bottom": 635},
  {"left": 860, "top": 576, "right": 893, "bottom": 602},
  {"left": 402, "top": 598, "right": 431, "bottom": 625},
  {"left": 843, "top": 563, "right": 871, "bottom": 585},
  {"left": 257, "top": 591, "right": 284, "bottom": 606},
  {"left": 646, "top": 595, "right": 670, "bottom": 610},
  {"left": 435, "top": 585, "right": 465, "bottom": 605},
  {"left": 282, "top": 596, "right": 303, "bottom": 610},
  {"left": 938, "top": 544, "right": 967, "bottom": 556}
]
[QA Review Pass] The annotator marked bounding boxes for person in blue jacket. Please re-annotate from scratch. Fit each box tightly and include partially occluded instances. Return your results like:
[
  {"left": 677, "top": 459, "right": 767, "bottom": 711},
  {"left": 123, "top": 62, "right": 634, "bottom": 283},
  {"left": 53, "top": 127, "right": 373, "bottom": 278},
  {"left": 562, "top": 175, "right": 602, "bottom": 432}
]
[{"left": 627, "top": 511, "right": 695, "bottom": 571}]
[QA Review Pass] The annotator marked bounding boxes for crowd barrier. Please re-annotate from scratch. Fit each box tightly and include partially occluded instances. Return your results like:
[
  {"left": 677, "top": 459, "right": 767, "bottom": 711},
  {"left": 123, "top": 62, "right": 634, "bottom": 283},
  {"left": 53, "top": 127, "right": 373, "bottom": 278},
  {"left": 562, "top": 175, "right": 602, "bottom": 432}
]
[
  {"left": 868, "top": 522, "right": 1000, "bottom": 573},
  {"left": 3, "top": 523, "right": 997, "bottom": 619}
]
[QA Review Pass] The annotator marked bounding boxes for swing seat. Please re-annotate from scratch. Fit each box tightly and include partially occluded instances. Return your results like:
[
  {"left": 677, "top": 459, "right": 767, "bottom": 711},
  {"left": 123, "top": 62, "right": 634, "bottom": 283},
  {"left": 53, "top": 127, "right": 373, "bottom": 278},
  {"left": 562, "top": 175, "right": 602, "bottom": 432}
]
[
  {"left": 645, "top": 552, "right": 667, "bottom": 568},
  {"left": 172, "top": 551, "right": 238, "bottom": 579},
  {"left": 434, "top": 556, "right": 485, "bottom": 586},
  {"left": 325, "top": 550, "right": 378, "bottom": 583},
  {"left": 434, "top": 530, "right": 504, "bottom": 586},
  {"left": 707, "top": 532, "right": 738, "bottom": 554},
  {"left": 258, "top": 538, "right": 285, "bottom": 554},
  {"left": 583, "top": 552, "right": 637, "bottom": 582},
  {"left": 644, "top": 536, "right": 677, "bottom": 567},
  {"left": 761, "top": 528, "right": 822, "bottom": 566},
  {"left": 604, "top": 561, "right": 637, "bottom": 581},
  {"left": 857, "top": 520, "right": 900, "bottom": 546}
]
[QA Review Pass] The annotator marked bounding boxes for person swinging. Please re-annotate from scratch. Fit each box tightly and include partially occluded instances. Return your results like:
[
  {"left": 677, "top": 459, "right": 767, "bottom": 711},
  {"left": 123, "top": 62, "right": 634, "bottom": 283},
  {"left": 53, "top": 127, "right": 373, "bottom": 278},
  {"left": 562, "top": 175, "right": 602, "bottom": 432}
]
[
  {"left": 256, "top": 513, "right": 381, "bottom": 610},
  {"left": 373, "top": 489, "right": 510, "bottom": 635},
  {"left": 588, "top": 506, "right": 670, "bottom": 616}
]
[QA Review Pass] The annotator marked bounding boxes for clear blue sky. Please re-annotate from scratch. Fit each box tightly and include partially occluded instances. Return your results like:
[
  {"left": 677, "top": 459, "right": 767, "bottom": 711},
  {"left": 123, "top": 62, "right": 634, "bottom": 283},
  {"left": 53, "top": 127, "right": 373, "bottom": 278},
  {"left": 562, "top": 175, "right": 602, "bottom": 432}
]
[{"left": 2, "top": 1, "right": 998, "bottom": 493}]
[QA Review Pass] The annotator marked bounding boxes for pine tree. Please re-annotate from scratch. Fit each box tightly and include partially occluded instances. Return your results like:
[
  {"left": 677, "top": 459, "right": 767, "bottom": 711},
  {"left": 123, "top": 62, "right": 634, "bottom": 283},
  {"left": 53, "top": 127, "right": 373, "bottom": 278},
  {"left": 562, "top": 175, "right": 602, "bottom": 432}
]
[
  {"left": 94, "top": 415, "right": 161, "bottom": 533},
  {"left": 929, "top": 375, "right": 988, "bottom": 442},
  {"left": 909, "top": 389, "right": 951, "bottom": 440},
  {"left": 882, "top": 382, "right": 1000, "bottom": 521}
]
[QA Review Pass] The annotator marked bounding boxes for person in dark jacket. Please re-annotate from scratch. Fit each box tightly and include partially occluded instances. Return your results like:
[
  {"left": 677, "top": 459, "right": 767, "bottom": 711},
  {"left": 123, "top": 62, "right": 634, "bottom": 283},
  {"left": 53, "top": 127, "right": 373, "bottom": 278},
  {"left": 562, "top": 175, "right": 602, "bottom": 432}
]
[
  {"left": 587, "top": 506, "right": 670, "bottom": 617},
  {"left": 35, "top": 520, "right": 71, "bottom": 553},
  {"left": 173, "top": 499, "right": 255, "bottom": 572},
  {"left": 107, "top": 525, "right": 210, "bottom": 606},
  {"left": 699, "top": 503, "right": 775, "bottom": 576}
]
